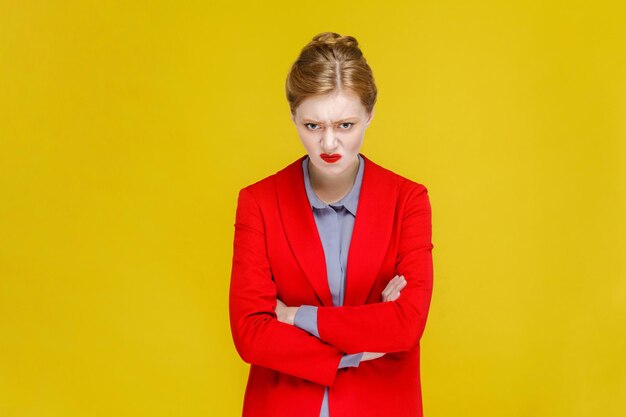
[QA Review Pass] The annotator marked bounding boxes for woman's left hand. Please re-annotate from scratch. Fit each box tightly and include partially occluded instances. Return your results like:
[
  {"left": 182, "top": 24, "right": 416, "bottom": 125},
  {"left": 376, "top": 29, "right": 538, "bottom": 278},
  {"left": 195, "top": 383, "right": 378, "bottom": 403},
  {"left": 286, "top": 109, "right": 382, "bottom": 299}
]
[{"left": 275, "top": 298, "right": 300, "bottom": 326}]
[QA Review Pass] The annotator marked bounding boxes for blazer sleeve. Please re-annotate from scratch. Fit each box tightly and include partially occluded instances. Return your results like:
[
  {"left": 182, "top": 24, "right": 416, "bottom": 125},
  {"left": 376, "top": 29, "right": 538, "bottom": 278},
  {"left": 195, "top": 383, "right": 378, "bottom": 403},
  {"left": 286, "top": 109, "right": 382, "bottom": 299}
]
[
  {"left": 294, "top": 307, "right": 364, "bottom": 368},
  {"left": 229, "top": 187, "right": 345, "bottom": 387},
  {"left": 314, "top": 183, "right": 434, "bottom": 354}
]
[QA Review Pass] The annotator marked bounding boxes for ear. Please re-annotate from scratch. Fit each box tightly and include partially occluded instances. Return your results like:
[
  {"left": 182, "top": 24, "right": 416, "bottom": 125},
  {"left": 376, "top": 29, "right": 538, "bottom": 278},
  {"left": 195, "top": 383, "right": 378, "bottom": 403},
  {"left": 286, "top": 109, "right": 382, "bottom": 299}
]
[
  {"left": 366, "top": 107, "right": 375, "bottom": 126},
  {"left": 290, "top": 112, "right": 296, "bottom": 124}
]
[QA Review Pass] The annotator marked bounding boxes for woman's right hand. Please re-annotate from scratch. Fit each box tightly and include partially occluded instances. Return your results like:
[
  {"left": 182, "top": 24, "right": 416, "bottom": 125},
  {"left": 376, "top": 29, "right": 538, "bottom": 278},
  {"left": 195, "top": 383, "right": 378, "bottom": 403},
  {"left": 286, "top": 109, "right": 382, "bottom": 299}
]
[{"left": 361, "top": 275, "right": 408, "bottom": 362}]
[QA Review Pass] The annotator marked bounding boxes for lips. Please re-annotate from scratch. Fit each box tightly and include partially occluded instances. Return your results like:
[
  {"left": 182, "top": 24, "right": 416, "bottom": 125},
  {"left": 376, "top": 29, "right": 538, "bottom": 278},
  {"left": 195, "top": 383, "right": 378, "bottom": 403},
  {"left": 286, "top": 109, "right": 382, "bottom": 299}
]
[{"left": 320, "top": 153, "right": 342, "bottom": 163}]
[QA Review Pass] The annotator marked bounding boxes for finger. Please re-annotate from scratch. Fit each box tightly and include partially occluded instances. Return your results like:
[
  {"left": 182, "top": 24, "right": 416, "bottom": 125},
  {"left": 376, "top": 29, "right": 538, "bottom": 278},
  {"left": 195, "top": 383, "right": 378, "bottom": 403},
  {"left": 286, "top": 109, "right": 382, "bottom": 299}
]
[
  {"left": 382, "top": 286, "right": 393, "bottom": 301},
  {"left": 381, "top": 284, "right": 391, "bottom": 300},
  {"left": 386, "top": 279, "right": 407, "bottom": 301},
  {"left": 394, "top": 276, "right": 407, "bottom": 292},
  {"left": 393, "top": 274, "right": 403, "bottom": 285},
  {"left": 386, "top": 276, "right": 406, "bottom": 296},
  {"left": 382, "top": 275, "right": 402, "bottom": 297},
  {"left": 396, "top": 278, "right": 407, "bottom": 289},
  {"left": 383, "top": 275, "right": 407, "bottom": 301},
  {"left": 388, "top": 275, "right": 401, "bottom": 286},
  {"left": 388, "top": 291, "right": 400, "bottom": 301}
]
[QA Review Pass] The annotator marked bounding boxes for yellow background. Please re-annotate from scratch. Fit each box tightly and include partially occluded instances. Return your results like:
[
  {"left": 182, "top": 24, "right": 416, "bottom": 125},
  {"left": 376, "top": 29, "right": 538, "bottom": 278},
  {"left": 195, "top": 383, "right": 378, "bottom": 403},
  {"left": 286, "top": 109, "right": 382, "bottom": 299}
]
[{"left": 1, "top": 1, "right": 624, "bottom": 416}]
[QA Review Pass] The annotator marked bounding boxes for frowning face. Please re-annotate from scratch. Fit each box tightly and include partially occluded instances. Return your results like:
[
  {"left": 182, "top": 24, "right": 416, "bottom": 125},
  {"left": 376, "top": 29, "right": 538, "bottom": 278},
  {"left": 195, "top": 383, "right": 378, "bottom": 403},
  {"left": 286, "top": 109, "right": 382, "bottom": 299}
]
[{"left": 291, "top": 89, "right": 374, "bottom": 177}]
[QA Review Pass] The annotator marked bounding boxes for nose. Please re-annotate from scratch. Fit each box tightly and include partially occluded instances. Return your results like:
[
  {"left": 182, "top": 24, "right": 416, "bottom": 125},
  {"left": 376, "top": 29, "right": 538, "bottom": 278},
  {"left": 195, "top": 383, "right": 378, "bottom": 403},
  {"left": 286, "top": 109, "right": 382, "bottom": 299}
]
[{"left": 320, "top": 126, "right": 338, "bottom": 152}]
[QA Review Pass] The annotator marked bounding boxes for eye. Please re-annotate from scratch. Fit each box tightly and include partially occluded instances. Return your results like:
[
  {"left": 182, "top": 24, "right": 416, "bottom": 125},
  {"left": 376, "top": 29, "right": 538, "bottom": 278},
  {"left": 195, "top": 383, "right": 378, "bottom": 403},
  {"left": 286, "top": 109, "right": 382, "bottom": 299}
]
[
  {"left": 338, "top": 122, "right": 354, "bottom": 129},
  {"left": 304, "top": 123, "right": 320, "bottom": 130}
]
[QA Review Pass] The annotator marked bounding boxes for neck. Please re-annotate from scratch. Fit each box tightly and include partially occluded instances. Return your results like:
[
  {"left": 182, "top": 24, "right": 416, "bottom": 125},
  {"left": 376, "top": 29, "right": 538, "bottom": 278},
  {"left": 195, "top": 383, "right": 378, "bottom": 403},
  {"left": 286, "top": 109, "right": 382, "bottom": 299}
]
[{"left": 308, "top": 155, "right": 359, "bottom": 204}]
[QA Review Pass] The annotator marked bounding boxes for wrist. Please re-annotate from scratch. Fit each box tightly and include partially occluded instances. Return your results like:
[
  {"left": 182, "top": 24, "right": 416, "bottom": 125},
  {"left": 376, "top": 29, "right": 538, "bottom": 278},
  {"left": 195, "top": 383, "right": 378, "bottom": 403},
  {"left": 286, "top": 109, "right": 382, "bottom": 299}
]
[{"left": 290, "top": 306, "right": 300, "bottom": 325}]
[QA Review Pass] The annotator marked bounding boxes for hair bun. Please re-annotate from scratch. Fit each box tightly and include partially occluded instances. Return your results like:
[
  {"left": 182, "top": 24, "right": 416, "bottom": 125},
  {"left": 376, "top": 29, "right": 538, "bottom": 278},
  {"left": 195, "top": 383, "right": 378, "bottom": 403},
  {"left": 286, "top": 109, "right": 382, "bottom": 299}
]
[
  {"left": 311, "top": 32, "right": 359, "bottom": 48},
  {"left": 286, "top": 31, "right": 376, "bottom": 116}
]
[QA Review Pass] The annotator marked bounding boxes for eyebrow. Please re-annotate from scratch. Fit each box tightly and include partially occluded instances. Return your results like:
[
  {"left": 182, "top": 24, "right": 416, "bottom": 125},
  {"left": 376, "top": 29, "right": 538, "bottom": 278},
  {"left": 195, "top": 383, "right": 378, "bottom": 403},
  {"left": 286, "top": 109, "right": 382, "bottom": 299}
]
[{"left": 301, "top": 117, "right": 359, "bottom": 124}]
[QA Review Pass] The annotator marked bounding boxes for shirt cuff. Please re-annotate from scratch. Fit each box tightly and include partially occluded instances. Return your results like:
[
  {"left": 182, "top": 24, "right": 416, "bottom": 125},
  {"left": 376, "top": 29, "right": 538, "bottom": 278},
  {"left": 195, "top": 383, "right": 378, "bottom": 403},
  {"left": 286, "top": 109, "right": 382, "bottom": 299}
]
[
  {"left": 293, "top": 305, "right": 319, "bottom": 338},
  {"left": 338, "top": 352, "right": 364, "bottom": 369}
]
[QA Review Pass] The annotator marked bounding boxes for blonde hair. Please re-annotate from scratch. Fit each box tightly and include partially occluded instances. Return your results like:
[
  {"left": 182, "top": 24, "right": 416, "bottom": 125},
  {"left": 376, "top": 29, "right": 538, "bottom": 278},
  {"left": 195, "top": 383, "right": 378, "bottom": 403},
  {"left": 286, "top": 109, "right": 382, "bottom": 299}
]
[{"left": 285, "top": 32, "right": 377, "bottom": 115}]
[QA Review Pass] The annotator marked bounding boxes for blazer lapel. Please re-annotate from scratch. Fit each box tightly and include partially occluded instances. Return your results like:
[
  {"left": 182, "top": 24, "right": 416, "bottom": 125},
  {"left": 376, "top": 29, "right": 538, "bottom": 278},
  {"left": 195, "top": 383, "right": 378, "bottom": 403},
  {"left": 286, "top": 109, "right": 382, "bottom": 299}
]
[
  {"left": 276, "top": 153, "right": 397, "bottom": 307},
  {"left": 344, "top": 154, "right": 397, "bottom": 306},
  {"left": 276, "top": 155, "right": 333, "bottom": 306}
]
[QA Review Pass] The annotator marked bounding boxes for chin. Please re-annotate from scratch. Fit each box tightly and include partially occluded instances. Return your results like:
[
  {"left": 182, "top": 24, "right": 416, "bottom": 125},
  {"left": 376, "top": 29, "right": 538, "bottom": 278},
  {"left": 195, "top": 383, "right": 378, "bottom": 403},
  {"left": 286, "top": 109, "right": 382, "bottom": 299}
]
[{"left": 316, "top": 158, "right": 344, "bottom": 168}]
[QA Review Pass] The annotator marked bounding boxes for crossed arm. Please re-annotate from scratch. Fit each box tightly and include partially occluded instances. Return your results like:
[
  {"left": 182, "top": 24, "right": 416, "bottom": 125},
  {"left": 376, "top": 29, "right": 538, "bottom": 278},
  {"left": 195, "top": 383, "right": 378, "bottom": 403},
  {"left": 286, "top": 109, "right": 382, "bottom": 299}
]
[
  {"left": 229, "top": 184, "right": 433, "bottom": 386},
  {"left": 283, "top": 274, "right": 408, "bottom": 365}
]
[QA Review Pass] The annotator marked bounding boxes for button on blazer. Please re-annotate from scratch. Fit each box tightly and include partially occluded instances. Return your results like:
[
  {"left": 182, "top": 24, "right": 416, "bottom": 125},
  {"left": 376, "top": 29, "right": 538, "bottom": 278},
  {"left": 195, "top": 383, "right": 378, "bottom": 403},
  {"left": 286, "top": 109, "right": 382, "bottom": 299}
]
[{"left": 229, "top": 153, "right": 434, "bottom": 417}]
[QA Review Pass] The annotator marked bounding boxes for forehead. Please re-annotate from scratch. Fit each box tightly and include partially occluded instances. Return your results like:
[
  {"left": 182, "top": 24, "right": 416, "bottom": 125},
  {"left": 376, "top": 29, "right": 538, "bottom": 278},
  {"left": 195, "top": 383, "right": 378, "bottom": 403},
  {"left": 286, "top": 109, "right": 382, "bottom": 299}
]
[{"left": 296, "top": 90, "right": 366, "bottom": 122}]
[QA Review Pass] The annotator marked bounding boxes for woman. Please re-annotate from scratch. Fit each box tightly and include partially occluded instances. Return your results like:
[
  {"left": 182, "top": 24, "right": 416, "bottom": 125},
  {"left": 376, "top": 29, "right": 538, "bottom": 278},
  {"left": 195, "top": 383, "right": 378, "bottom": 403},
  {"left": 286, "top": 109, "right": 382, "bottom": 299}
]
[{"left": 229, "top": 32, "right": 434, "bottom": 417}]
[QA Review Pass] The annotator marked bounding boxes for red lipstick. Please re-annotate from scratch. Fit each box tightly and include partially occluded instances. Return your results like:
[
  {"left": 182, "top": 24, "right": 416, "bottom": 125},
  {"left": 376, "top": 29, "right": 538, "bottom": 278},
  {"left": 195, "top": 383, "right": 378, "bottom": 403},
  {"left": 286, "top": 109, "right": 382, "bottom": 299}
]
[{"left": 320, "top": 153, "right": 342, "bottom": 163}]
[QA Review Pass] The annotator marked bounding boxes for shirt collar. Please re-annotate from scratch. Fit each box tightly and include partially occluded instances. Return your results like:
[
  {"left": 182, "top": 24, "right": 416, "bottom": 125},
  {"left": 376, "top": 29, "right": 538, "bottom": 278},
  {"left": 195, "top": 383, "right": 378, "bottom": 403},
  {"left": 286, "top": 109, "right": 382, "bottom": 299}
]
[{"left": 302, "top": 153, "right": 364, "bottom": 216}]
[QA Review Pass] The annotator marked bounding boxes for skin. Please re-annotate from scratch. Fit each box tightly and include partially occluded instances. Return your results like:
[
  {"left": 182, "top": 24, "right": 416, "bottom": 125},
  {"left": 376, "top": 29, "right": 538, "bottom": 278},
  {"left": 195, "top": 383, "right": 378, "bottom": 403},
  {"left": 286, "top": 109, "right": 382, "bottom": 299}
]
[
  {"left": 274, "top": 88, "right": 408, "bottom": 362},
  {"left": 291, "top": 88, "right": 373, "bottom": 204}
]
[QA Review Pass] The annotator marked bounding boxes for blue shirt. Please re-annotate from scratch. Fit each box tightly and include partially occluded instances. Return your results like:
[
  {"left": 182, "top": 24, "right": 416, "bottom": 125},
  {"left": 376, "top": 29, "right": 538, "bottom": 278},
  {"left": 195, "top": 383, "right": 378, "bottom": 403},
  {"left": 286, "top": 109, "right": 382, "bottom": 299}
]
[{"left": 293, "top": 153, "right": 365, "bottom": 417}]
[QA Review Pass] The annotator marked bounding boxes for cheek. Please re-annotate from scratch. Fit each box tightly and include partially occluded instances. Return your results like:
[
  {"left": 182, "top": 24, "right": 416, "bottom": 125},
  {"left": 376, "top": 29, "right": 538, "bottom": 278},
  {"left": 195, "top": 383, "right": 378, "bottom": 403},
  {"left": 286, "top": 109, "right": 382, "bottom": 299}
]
[
  {"left": 346, "top": 131, "right": 365, "bottom": 149},
  {"left": 297, "top": 133, "right": 317, "bottom": 151}
]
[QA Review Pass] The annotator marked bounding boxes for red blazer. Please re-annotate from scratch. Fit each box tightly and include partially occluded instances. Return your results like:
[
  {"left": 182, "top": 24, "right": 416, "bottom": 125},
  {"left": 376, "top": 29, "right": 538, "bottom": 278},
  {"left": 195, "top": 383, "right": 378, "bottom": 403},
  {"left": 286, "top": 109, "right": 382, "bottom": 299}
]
[{"left": 229, "top": 153, "right": 434, "bottom": 417}]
